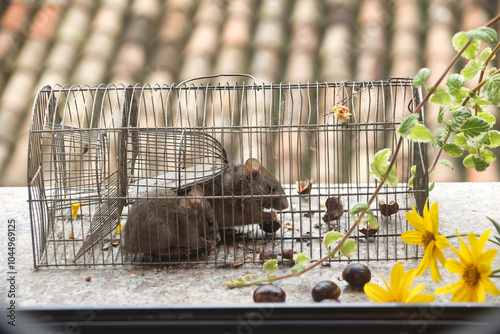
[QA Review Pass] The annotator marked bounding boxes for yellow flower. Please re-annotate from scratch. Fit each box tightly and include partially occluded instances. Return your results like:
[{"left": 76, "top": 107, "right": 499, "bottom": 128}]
[
  {"left": 332, "top": 105, "right": 351, "bottom": 122},
  {"left": 435, "top": 230, "right": 499, "bottom": 302},
  {"left": 401, "top": 198, "right": 449, "bottom": 282},
  {"left": 364, "top": 262, "right": 435, "bottom": 303}
]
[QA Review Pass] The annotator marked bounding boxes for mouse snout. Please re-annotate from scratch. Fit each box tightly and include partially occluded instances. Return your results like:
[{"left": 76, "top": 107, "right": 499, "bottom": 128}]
[
  {"left": 273, "top": 196, "right": 289, "bottom": 210},
  {"left": 215, "top": 231, "right": 221, "bottom": 243}
]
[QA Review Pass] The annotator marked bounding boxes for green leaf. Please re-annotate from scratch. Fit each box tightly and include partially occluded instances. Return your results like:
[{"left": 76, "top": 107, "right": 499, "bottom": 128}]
[
  {"left": 443, "top": 143, "right": 464, "bottom": 157},
  {"left": 397, "top": 114, "right": 420, "bottom": 136},
  {"left": 413, "top": 68, "right": 431, "bottom": 88},
  {"left": 323, "top": 231, "right": 344, "bottom": 249},
  {"left": 408, "top": 176, "right": 414, "bottom": 188},
  {"left": 489, "top": 130, "right": 500, "bottom": 148},
  {"left": 486, "top": 217, "right": 500, "bottom": 240},
  {"left": 484, "top": 74, "right": 500, "bottom": 106},
  {"left": 464, "top": 154, "right": 489, "bottom": 172},
  {"left": 295, "top": 253, "right": 312, "bottom": 265},
  {"left": 469, "top": 146, "right": 478, "bottom": 154},
  {"left": 461, "top": 59, "right": 482, "bottom": 80},
  {"left": 429, "top": 181, "right": 435, "bottom": 192},
  {"left": 411, "top": 165, "right": 417, "bottom": 177},
  {"left": 480, "top": 149, "right": 496, "bottom": 163},
  {"left": 454, "top": 133, "right": 467, "bottom": 146},
  {"left": 437, "top": 106, "right": 444, "bottom": 124},
  {"left": 452, "top": 31, "right": 480, "bottom": 59},
  {"left": 369, "top": 148, "right": 398, "bottom": 186},
  {"left": 479, "top": 47, "right": 494, "bottom": 62},
  {"left": 262, "top": 259, "right": 278, "bottom": 274},
  {"left": 292, "top": 263, "right": 306, "bottom": 276},
  {"left": 472, "top": 156, "right": 489, "bottom": 172},
  {"left": 433, "top": 129, "right": 446, "bottom": 149},
  {"left": 477, "top": 111, "right": 496, "bottom": 126},
  {"left": 460, "top": 116, "right": 490, "bottom": 139},
  {"left": 364, "top": 210, "right": 379, "bottom": 229},
  {"left": 350, "top": 202, "right": 369, "bottom": 215},
  {"left": 408, "top": 124, "right": 433, "bottom": 142},
  {"left": 339, "top": 239, "right": 357, "bottom": 258},
  {"left": 463, "top": 154, "right": 475, "bottom": 168},
  {"left": 451, "top": 107, "right": 472, "bottom": 130},
  {"left": 465, "top": 26, "right": 499, "bottom": 45},
  {"left": 429, "top": 86, "right": 453, "bottom": 106},
  {"left": 446, "top": 74, "right": 465, "bottom": 98},
  {"left": 471, "top": 96, "right": 491, "bottom": 106},
  {"left": 438, "top": 160, "right": 454, "bottom": 170}
]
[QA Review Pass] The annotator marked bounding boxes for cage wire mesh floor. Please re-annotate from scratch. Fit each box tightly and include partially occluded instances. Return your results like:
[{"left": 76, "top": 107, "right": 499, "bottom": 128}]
[{"left": 27, "top": 76, "right": 428, "bottom": 268}]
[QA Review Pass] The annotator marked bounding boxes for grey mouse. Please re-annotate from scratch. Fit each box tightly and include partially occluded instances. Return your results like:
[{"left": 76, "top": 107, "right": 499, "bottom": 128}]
[
  {"left": 122, "top": 185, "right": 220, "bottom": 259},
  {"left": 204, "top": 158, "right": 289, "bottom": 229}
]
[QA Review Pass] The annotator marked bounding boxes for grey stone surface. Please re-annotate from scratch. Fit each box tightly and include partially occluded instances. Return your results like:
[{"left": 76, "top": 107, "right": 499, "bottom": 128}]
[{"left": 1, "top": 183, "right": 499, "bottom": 307}]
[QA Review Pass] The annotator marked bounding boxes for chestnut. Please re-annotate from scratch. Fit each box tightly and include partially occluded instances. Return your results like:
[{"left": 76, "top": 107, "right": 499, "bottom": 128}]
[
  {"left": 253, "top": 285, "right": 286, "bottom": 303},
  {"left": 342, "top": 263, "right": 371, "bottom": 288},
  {"left": 259, "top": 248, "right": 278, "bottom": 261},
  {"left": 379, "top": 199, "right": 399, "bottom": 216},
  {"left": 322, "top": 197, "right": 344, "bottom": 222},
  {"left": 260, "top": 220, "right": 282, "bottom": 233},
  {"left": 311, "top": 281, "right": 341, "bottom": 302}
]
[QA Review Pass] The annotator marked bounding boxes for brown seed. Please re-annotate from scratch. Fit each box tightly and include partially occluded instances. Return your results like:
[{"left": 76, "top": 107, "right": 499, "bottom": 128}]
[
  {"left": 342, "top": 263, "right": 371, "bottom": 288},
  {"left": 85, "top": 275, "right": 91, "bottom": 282},
  {"left": 282, "top": 249, "right": 294, "bottom": 260},
  {"left": 260, "top": 220, "right": 281, "bottom": 233},
  {"left": 379, "top": 199, "right": 399, "bottom": 216},
  {"left": 359, "top": 221, "right": 379, "bottom": 237},
  {"left": 297, "top": 180, "right": 312, "bottom": 195},
  {"left": 259, "top": 248, "right": 278, "bottom": 261},
  {"left": 253, "top": 285, "right": 286, "bottom": 303},
  {"left": 322, "top": 197, "right": 343, "bottom": 222},
  {"left": 311, "top": 281, "right": 341, "bottom": 302}
]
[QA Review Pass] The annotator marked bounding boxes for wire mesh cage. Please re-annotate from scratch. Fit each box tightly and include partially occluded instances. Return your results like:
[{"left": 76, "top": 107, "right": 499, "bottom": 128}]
[{"left": 28, "top": 75, "right": 428, "bottom": 268}]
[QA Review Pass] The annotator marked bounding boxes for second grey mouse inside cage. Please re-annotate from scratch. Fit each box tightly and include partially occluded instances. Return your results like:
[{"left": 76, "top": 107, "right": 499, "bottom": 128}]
[{"left": 27, "top": 74, "right": 428, "bottom": 268}]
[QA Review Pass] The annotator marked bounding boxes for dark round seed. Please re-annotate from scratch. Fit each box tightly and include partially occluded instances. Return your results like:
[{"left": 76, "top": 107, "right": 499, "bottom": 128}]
[
  {"left": 260, "top": 220, "right": 282, "bottom": 233},
  {"left": 259, "top": 248, "right": 278, "bottom": 261},
  {"left": 311, "top": 281, "right": 341, "bottom": 302},
  {"left": 342, "top": 263, "right": 371, "bottom": 288},
  {"left": 282, "top": 249, "right": 294, "bottom": 260},
  {"left": 253, "top": 285, "right": 286, "bottom": 303}
]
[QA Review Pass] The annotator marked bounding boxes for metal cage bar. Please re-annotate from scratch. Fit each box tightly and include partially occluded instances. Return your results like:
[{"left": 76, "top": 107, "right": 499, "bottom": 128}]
[{"left": 27, "top": 78, "right": 427, "bottom": 268}]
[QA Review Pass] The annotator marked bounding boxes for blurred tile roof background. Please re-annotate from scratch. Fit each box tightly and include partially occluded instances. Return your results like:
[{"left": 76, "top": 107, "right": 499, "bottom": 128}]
[{"left": 0, "top": 0, "right": 499, "bottom": 186}]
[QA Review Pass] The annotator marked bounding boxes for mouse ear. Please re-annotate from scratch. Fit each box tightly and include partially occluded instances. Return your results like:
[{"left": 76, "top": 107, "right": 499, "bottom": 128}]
[
  {"left": 190, "top": 185, "right": 203, "bottom": 195},
  {"left": 188, "top": 196, "right": 203, "bottom": 213},
  {"left": 187, "top": 187, "right": 204, "bottom": 212},
  {"left": 244, "top": 158, "right": 261, "bottom": 180}
]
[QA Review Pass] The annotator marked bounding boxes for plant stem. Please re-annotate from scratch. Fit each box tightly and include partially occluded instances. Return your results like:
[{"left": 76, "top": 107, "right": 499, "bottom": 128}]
[
  {"left": 491, "top": 268, "right": 500, "bottom": 275},
  {"left": 428, "top": 131, "right": 451, "bottom": 174}
]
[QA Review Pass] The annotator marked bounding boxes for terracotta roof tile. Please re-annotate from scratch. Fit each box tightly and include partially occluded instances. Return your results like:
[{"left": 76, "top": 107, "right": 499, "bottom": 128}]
[
  {"left": 0, "top": 0, "right": 499, "bottom": 184},
  {"left": 1, "top": 2, "right": 29, "bottom": 32}
]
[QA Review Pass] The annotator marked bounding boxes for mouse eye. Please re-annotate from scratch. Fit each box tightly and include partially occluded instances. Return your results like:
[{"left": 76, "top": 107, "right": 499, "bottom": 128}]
[
  {"left": 269, "top": 185, "right": 276, "bottom": 193},
  {"left": 207, "top": 220, "right": 213, "bottom": 227}
]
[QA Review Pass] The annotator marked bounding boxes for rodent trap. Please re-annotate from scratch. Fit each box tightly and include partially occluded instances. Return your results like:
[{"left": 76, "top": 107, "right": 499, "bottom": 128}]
[{"left": 28, "top": 75, "right": 428, "bottom": 268}]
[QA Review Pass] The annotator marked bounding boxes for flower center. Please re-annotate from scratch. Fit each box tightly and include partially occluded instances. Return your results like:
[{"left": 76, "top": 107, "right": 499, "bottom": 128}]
[
  {"left": 421, "top": 231, "right": 435, "bottom": 248},
  {"left": 462, "top": 264, "right": 480, "bottom": 287}
]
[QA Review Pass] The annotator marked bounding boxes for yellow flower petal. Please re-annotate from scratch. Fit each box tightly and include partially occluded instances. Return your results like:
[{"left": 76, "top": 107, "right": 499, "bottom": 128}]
[
  {"left": 405, "top": 284, "right": 424, "bottom": 301},
  {"left": 406, "top": 211, "right": 429, "bottom": 232},
  {"left": 429, "top": 201, "right": 439, "bottom": 234},
  {"left": 435, "top": 235, "right": 449, "bottom": 249},
  {"left": 444, "top": 259, "right": 463, "bottom": 275},
  {"left": 415, "top": 247, "right": 431, "bottom": 277},
  {"left": 434, "top": 281, "right": 462, "bottom": 295},
  {"left": 475, "top": 282, "right": 486, "bottom": 302},
  {"left": 429, "top": 252, "right": 442, "bottom": 283},
  {"left": 435, "top": 247, "right": 447, "bottom": 266},
  {"left": 364, "top": 283, "right": 392, "bottom": 302},
  {"left": 480, "top": 277, "right": 500, "bottom": 296},
  {"left": 401, "top": 231, "right": 424, "bottom": 245},
  {"left": 408, "top": 293, "right": 435, "bottom": 303}
]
